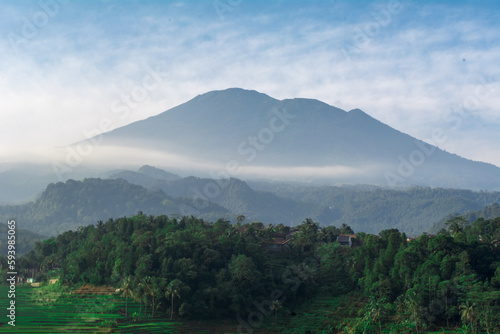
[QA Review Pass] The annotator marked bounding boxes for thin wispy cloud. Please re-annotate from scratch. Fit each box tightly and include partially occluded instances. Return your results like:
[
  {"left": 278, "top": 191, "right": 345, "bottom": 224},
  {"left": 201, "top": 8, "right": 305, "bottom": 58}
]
[{"left": 1, "top": 0, "right": 499, "bottom": 167}]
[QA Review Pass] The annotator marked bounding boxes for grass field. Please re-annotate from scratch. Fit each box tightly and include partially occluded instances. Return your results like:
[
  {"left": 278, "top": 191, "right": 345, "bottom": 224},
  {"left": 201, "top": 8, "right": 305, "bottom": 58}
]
[
  {"left": 0, "top": 285, "right": 228, "bottom": 333},
  {"left": 0, "top": 285, "right": 464, "bottom": 333}
]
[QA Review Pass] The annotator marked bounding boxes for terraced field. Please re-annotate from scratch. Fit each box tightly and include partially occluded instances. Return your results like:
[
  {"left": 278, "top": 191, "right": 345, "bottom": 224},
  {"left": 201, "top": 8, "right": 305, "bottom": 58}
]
[
  {"left": 0, "top": 285, "right": 122, "bottom": 333},
  {"left": 0, "top": 285, "right": 223, "bottom": 333}
]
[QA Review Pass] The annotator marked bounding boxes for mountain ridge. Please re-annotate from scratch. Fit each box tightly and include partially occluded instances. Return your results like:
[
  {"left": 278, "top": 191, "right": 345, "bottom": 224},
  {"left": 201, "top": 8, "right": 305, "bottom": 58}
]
[{"left": 78, "top": 87, "right": 500, "bottom": 189}]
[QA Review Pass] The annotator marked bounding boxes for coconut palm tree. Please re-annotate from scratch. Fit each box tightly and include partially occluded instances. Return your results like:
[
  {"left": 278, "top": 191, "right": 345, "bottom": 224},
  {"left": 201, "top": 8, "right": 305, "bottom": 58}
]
[
  {"left": 166, "top": 279, "right": 187, "bottom": 320},
  {"left": 134, "top": 283, "right": 145, "bottom": 317},
  {"left": 270, "top": 300, "right": 282, "bottom": 323},
  {"left": 369, "top": 297, "right": 386, "bottom": 333},
  {"left": 446, "top": 216, "right": 467, "bottom": 236},
  {"left": 139, "top": 276, "right": 153, "bottom": 318},
  {"left": 236, "top": 214, "right": 246, "bottom": 228},
  {"left": 121, "top": 276, "right": 134, "bottom": 319},
  {"left": 460, "top": 301, "right": 476, "bottom": 333},
  {"left": 405, "top": 290, "right": 419, "bottom": 333}
]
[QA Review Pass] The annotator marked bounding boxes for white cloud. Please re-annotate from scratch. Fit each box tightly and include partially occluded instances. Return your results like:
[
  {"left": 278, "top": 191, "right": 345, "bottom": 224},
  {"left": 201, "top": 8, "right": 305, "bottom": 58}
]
[{"left": 0, "top": 0, "right": 499, "bottom": 168}]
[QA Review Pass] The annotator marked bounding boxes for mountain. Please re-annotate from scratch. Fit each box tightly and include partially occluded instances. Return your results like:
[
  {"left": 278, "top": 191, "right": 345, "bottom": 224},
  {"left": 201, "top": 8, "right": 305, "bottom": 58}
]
[
  {"left": 263, "top": 183, "right": 500, "bottom": 235},
  {"left": 85, "top": 88, "right": 500, "bottom": 190},
  {"left": 0, "top": 163, "right": 119, "bottom": 205},
  {"left": 0, "top": 178, "right": 229, "bottom": 237},
  {"left": 110, "top": 166, "right": 500, "bottom": 235},
  {"left": 2, "top": 164, "right": 500, "bottom": 239},
  {"left": 137, "top": 165, "right": 181, "bottom": 181},
  {"left": 109, "top": 165, "right": 180, "bottom": 190},
  {"left": 109, "top": 165, "right": 311, "bottom": 224}
]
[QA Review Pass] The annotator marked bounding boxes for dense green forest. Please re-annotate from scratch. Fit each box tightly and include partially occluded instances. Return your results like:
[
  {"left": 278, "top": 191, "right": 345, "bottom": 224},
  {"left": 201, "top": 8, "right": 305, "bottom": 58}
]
[
  {"left": 3, "top": 172, "right": 500, "bottom": 245},
  {"left": 0, "top": 178, "right": 229, "bottom": 236},
  {"left": 112, "top": 166, "right": 500, "bottom": 235},
  {"left": 6, "top": 213, "right": 500, "bottom": 333},
  {"left": 429, "top": 203, "right": 500, "bottom": 234},
  {"left": 262, "top": 184, "right": 500, "bottom": 235}
]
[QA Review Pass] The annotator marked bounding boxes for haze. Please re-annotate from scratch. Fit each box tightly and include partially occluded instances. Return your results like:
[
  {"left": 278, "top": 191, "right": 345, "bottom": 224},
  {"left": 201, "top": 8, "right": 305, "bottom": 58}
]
[{"left": 1, "top": 0, "right": 499, "bottom": 168}]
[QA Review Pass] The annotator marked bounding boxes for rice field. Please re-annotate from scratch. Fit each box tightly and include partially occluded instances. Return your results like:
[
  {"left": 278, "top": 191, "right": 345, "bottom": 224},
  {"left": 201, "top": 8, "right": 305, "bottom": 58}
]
[{"left": 0, "top": 285, "right": 218, "bottom": 333}]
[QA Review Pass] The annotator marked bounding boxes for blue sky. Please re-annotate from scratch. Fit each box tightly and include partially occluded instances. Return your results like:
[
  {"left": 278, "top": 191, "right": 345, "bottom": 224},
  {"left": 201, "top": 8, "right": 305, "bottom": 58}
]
[{"left": 1, "top": 0, "right": 499, "bottom": 168}]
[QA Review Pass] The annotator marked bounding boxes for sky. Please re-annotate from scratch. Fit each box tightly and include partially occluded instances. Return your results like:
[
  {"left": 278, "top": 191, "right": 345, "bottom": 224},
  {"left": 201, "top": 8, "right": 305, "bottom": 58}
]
[{"left": 1, "top": 0, "right": 499, "bottom": 168}]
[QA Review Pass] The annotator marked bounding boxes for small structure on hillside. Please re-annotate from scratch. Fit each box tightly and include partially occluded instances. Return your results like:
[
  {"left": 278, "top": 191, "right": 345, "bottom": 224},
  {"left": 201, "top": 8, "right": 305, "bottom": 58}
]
[
  {"left": 337, "top": 234, "right": 356, "bottom": 248},
  {"left": 260, "top": 231, "right": 295, "bottom": 252}
]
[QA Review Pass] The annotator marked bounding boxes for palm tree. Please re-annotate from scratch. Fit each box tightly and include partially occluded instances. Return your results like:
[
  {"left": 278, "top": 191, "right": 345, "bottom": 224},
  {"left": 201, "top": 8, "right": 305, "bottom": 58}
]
[
  {"left": 446, "top": 216, "right": 467, "bottom": 236},
  {"left": 270, "top": 300, "right": 282, "bottom": 323},
  {"left": 369, "top": 297, "right": 386, "bottom": 333},
  {"left": 121, "top": 276, "right": 134, "bottom": 319},
  {"left": 460, "top": 301, "right": 476, "bottom": 333},
  {"left": 149, "top": 277, "right": 164, "bottom": 319},
  {"left": 134, "top": 283, "right": 145, "bottom": 316},
  {"left": 166, "top": 279, "right": 185, "bottom": 320},
  {"left": 236, "top": 214, "right": 246, "bottom": 228},
  {"left": 139, "top": 276, "right": 153, "bottom": 318},
  {"left": 405, "top": 290, "right": 419, "bottom": 333}
]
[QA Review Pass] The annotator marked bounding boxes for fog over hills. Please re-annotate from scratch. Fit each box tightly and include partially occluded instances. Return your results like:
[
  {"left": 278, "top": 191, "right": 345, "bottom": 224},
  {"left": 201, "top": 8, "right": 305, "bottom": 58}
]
[
  {"left": 3, "top": 164, "right": 499, "bottom": 242},
  {"left": 84, "top": 88, "right": 500, "bottom": 190}
]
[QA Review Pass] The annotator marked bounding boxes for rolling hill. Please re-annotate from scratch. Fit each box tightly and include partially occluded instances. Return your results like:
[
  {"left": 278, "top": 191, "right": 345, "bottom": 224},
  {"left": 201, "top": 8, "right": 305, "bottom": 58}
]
[
  {"left": 0, "top": 178, "right": 230, "bottom": 237},
  {"left": 428, "top": 202, "right": 500, "bottom": 234},
  {"left": 2, "top": 164, "right": 499, "bottom": 247},
  {"left": 110, "top": 166, "right": 500, "bottom": 235}
]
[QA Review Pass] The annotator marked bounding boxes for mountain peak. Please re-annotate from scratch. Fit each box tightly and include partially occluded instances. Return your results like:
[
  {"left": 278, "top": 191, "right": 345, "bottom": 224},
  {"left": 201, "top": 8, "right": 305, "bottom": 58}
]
[
  {"left": 85, "top": 88, "right": 500, "bottom": 190},
  {"left": 194, "top": 87, "right": 277, "bottom": 104},
  {"left": 137, "top": 165, "right": 180, "bottom": 181}
]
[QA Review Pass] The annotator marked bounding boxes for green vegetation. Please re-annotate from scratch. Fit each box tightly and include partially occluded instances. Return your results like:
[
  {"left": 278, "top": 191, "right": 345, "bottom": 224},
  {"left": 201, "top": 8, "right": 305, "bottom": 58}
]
[
  {"left": 0, "top": 223, "right": 47, "bottom": 256},
  {"left": 0, "top": 284, "right": 191, "bottom": 333},
  {"left": 267, "top": 184, "right": 500, "bottom": 235},
  {"left": 3, "top": 172, "right": 500, "bottom": 251},
  {"left": 0, "top": 178, "right": 229, "bottom": 237},
  {"left": 2, "top": 213, "right": 498, "bottom": 333},
  {"left": 430, "top": 203, "right": 500, "bottom": 234},
  {"left": 111, "top": 166, "right": 500, "bottom": 235}
]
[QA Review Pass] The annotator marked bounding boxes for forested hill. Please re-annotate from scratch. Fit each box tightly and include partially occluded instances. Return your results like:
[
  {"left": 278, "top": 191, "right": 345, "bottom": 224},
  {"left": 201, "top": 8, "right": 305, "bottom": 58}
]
[
  {"left": 255, "top": 183, "right": 500, "bottom": 235},
  {"left": 0, "top": 178, "right": 229, "bottom": 236},
  {"left": 429, "top": 203, "right": 500, "bottom": 234},
  {"left": 2, "top": 170, "right": 500, "bottom": 240},
  {"left": 111, "top": 166, "right": 500, "bottom": 235},
  {"left": 13, "top": 214, "right": 500, "bottom": 332}
]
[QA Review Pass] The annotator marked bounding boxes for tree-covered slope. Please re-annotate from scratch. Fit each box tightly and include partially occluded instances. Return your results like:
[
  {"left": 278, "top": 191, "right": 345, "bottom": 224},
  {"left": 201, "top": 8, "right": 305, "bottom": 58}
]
[
  {"left": 11, "top": 214, "right": 500, "bottom": 333},
  {"left": 4, "top": 165, "right": 500, "bottom": 239},
  {"left": 429, "top": 203, "right": 500, "bottom": 234},
  {"left": 263, "top": 183, "right": 500, "bottom": 235},
  {"left": 0, "top": 178, "right": 229, "bottom": 236},
  {"left": 109, "top": 166, "right": 500, "bottom": 235}
]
